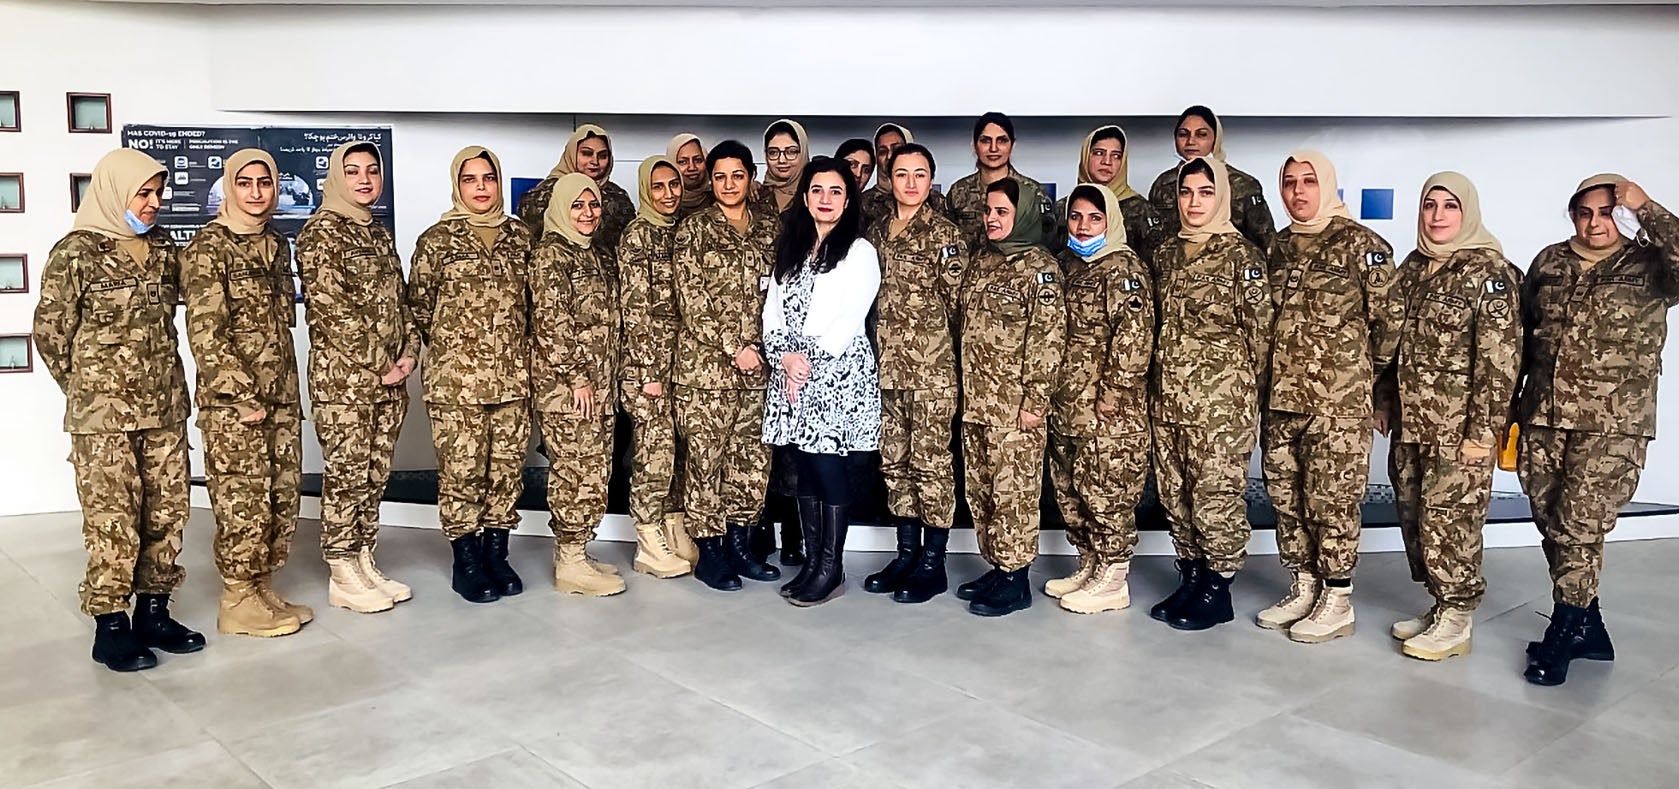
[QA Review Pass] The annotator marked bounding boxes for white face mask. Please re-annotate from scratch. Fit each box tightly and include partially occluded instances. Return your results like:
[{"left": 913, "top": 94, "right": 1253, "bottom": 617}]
[{"left": 1612, "top": 205, "right": 1644, "bottom": 241}]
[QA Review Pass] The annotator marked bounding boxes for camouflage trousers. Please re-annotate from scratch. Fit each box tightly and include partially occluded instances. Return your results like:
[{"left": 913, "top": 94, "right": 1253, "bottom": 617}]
[
  {"left": 622, "top": 385, "right": 685, "bottom": 527},
  {"left": 539, "top": 409, "right": 613, "bottom": 546},
  {"left": 1049, "top": 427, "right": 1148, "bottom": 566},
  {"left": 313, "top": 398, "right": 407, "bottom": 561},
  {"left": 674, "top": 385, "right": 769, "bottom": 539},
  {"left": 70, "top": 424, "right": 189, "bottom": 616},
  {"left": 429, "top": 400, "right": 530, "bottom": 541},
  {"left": 1153, "top": 422, "right": 1253, "bottom": 574},
  {"left": 201, "top": 404, "right": 302, "bottom": 582},
  {"left": 1390, "top": 441, "right": 1491, "bottom": 611},
  {"left": 1518, "top": 426, "right": 1646, "bottom": 608},
  {"left": 1262, "top": 412, "right": 1372, "bottom": 581},
  {"left": 880, "top": 389, "right": 958, "bottom": 529},
  {"left": 963, "top": 422, "right": 1047, "bottom": 572}
]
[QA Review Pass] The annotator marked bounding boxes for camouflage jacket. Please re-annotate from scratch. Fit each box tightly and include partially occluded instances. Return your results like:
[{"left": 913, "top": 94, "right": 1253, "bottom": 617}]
[
  {"left": 33, "top": 230, "right": 191, "bottom": 433},
  {"left": 182, "top": 222, "right": 300, "bottom": 412},
  {"left": 407, "top": 218, "right": 533, "bottom": 406},
  {"left": 517, "top": 177, "right": 636, "bottom": 268},
  {"left": 530, "top": 234, "right": 620, "bottom": 413},
  {"left": 296, "top": 212, "right": 418, "bottom": 405},
  {"left": 618, "top": 216, "right": 680, "bottom": 385},
  {"left": 959, "top": 245, "right": 1066, "bottom": 427},
  {"left": 1265, "top": 216, "right": 1401, "bottom": 418},
  {"left": 1151, "top": 234, "right": 1272, "bottom": 445},
  {"left": 1050, "top": 193, "right": 1167, "bottom": 266},
  {"left": 1051, "top": 246, "right": 1155, "bottom": 438},
  {"left": 1149, "top": 164, "right": 1277, "bottom": 254},
  {"left": 864, "top": 205, "right": 967, "bottom": 391},
  {"left": 672, "top": 203, "right": 778, "bottom": 391},
  {"left": 1517, "top": 200, "right": 1679, "bottom": 438},
  {"left": 862, "top": 185, "right": 950, "bottom": 233},
  {"left": 1378, "top": 248, "right": 1522, "bottom": 447},
  {"left": 946, "top": 167, "right": 1055, "bottom": 251},
  {"left": 675, "top": 192, "right": 715, "bottom": 225}
]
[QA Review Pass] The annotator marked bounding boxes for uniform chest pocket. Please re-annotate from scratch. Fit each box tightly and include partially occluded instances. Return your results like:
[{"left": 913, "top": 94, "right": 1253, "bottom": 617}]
[
  {"left": 571, "top": 270, "right": 610, "bottom": 309},
  {"left": 1187, "top": 277, "right": 1237, "bottom": 326},
  {"left": 345, "top": 248, "right": 386, "bottom": 279},
  {"left": 978, "top": 283, "right": 1026, "bottom": 322},
  {"left": 1066, "top": 281, "right": 1105, "bottom": 319},
  {"left": 1421, "top": 294, "right": 1470, "bottom": 327},
  {"left": 227, "top": 269, "right": 274, "bottom": 331},
  {"left": 443, "top": 252, "right": 486, "bottom": 280},
  {"left": 85, "top": 281, "right": 137, "bottom": 343}
]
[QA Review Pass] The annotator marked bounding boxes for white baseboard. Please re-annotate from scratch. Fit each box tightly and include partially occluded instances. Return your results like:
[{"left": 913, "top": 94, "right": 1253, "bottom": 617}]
[{"left": 191, "top": 488, "right": 1679, "bottom": 555}]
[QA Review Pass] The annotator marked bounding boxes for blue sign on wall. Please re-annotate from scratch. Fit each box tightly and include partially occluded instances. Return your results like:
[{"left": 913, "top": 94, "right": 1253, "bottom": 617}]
[{"left": 1361, "top": 188, "right": 1395, "bottom": 221}]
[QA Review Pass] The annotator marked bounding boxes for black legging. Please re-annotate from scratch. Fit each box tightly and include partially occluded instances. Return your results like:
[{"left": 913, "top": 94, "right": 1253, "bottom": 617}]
[{"left": 794, "top": 448, "right": 851, "bottom": 508}]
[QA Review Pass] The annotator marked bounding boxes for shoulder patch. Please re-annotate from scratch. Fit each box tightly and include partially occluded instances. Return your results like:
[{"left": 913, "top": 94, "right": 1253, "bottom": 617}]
[
  {"left": 1250, "top": 195, "right": 1264, "bottom": 206},
  {"left": 940, "top": 244, "right": 959, "bottom": 259},
  {"left": 1245, "top": 267, "right": 1264, "bottom": 281},
  {"left": 1036, "top": 272, "right": 1056, "bottom": 284},
  {"left": 1484, "top": 278, "right": 1509, "bottom": 294},
  {"left": 1121, "top": 278, "right": 1143, "bottom": 292},
  {"left": 1366, "top": 250, "right": 1388, "bottom": 267}
]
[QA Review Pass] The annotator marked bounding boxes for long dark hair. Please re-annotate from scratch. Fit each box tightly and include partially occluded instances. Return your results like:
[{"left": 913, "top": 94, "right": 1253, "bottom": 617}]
[
  {"left": 772, "top": 156, "right": 862, "bottom": 282},
  {"left": 973, "top": 111, "right": 1014, "bottom": 142}
]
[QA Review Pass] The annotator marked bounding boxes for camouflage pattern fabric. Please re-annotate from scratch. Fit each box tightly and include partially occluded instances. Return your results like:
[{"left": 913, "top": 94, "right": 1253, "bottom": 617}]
[
  {"left": 866, "top": 205, "right": 966, "bottom": 391},
  {"left": 530, "top": 234, "right": 621, "bottom": 416},
  {"left": 1151, "top": 234, "right": 1271, "bottom": 436},
  {"left": 879, "top": 388, "right": 958, "bottom": 528},
  {"left": 540, "top": 410, "right": 614, "bottom": 546},
  {"left": 296, "top": 211, "right": 418, "bottom": 406},
  {"left": 407, "top": 218, "right": 533, "bottom": 407},
  {"left": 200, "top": 404, "right": 303, "bottom": 581},
  {"left": 1389, "top": 440, "right": 1492, "bottom": 611},
  {"left": 430, "top": 400, "right": 531, "bottom": 540},
  {"left": 959, "top": 246, "right": 1066, "bottom": 428},
  {"left": 963, "top": 424, "right": 1047, "bottom": 572},
  {"left": 1153, "top": 421, "right": 1252, "bottom": 574},
  {"left": 1519, "top": 426, "right": 1647, "bottom": 607},
  {"left": 71, "top": 425, "right": 189, "bottom": 616},
  {"left": 182, "top": 222, "right": 301, "bottom": 412},
  {"left": 1262, "top": 413, "right": 1371, "bottom": 580},
  {"left": 1051, "top": 193, "right": 1168, "bottom": 266},
  {"left": 1048, "top": 430, "right": 1148, "bottom": 565},
  {"left": 674, "top": 386, "right": 769, "bottom": 539},
  {"left": 946, "top": 168, "right": 1055, "bottom": 251},
  {"left": 313, "top": 399, "right": 407, "bottom": 560}
]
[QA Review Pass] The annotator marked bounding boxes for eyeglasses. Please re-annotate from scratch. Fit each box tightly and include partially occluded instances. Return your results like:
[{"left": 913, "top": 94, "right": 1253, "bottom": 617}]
[{"left": 766, "top": 147, "right": 802, "bottom": 162}]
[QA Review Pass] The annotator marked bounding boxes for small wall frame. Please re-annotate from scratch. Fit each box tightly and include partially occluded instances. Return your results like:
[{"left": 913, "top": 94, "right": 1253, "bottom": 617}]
[
  {"left": 0, "top": 173, "right": 22, "bottom": 213},
  {"left": 66, "top": 93, "right": 111, "bottom": 134},
  {"left": 0, "top": 335, "right": 33, "bottom": 374},
  {"left": 0, "top": 92, "right": 18, "bottom": 132},
  {"left": 0, "top": 254, "right": 25, "bottom": 294},
  {"left": 69, "top": 173, "right": 91, "bottom": 212}
]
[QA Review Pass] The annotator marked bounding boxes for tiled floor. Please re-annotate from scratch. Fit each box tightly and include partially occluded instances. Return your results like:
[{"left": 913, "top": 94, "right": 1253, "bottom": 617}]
[{"left": 2, "top": 509, "right": 1677, "bottom": 788}]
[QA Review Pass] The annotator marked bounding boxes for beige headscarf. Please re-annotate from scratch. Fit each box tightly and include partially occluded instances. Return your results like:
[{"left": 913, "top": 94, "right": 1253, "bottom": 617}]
[
  {"left": 1280, "top": 150, "right": 1352, "bottom": 235},
  {"left": 440, "top": 146, "right": 509, "bottom": 250},
  {"left": 1417, "top": 171, "right": 1503, "bottom": 262},
  {"left": 1068, "top": 183, "right": 1131, "bottom": 261},
  {"left": 543, "top": 172, "right": 600, "bottom": 248},
  {"left": 872, "top": 123, "right": 913, "bottom": 195},
  {"left": 211, "top": 149, "right": 278, "bottom": 236},
  {"left": 319, "top": 140, "right": 380, "bottom": 226},
  {"left": 1176, "top": 106, "right": 1227, "bottom": 162},
  {"left": 761, "top": 118, "right": 810, "bottom": 212},
  {"left": 547, "top": 124, "right": 615, "bottom": 184},
  {"left": 1567, "top": 172, "right": 1628, "bottom": 265},
  {"left": 637, "top": 156, "right": 680, "bottom": 228},
  {"left": 74, "top": 148, "right": 166, "bottom": 265},
  {"left": 1176, "top": 157, "right": 1241, "bottom": 245},
  {"left": 1076, "top": 126, "right": 1140, "bottom": 203},
  {"left": 666, "top": 133, "right": 711, "bottom": 213}
]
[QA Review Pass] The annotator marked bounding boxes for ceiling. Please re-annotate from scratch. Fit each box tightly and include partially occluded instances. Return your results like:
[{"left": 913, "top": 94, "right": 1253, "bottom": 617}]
[{"left": 75, "top": 0, "right": 1679, "bottom": 6}]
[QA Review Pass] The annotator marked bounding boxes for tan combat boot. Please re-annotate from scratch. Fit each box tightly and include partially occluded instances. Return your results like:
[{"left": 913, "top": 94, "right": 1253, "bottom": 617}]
[
  {"left": 1403, "top": 607, "right": 1473, "bottom": 661},
  {"left": 358, "top": 546, "right": 412, "bottom": 603},
  {"left": 255, "top": 573, "right": 313, "bottom": 625},
  {"left": 1059, "top": 562, "right": 1131, "bottom": 614},
  {"left": 1288, "top": 583, "right": 1355, "bottom": 643},
  {"left": 327, "top": 557, "right": 394, "bottom": 613},
  {"left": 219, "top": 580, "right": 302, "bottom": 637},
  {"left": 1044, "top": 553, "right": 1096, "bottom": 599},
  {"left": 665, "top": 512, "right": 698, "bottom": 566},
  {"left": 555, "top": 543, "right": 627, "bottom": 596},
  {"left": 1256, "top": 570, "right": 1319, "bottom": 630},
  {"left": 1390, "top": 606, "right": 1438, "bottom": 641},
  {"left": 584, "top": 548, "right": 621, "bottom": 576},
  {"left": 634, "top": 522, "right": 691, "bottom": 578}
]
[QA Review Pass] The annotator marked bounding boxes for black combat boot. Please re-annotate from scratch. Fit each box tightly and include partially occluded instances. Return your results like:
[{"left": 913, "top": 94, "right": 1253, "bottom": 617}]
[
  {"left": 1150, "top": 558, "right": 1206, "bottom": 622},
  {"left": 894, "top": 526, "right": 950, "bottom": 604},
  {"left": 957, "top": 567, "right": 1004, "bottom": 601},
  {"left": 133, "top": 594, "right": 205, "bottom": 654},
  {"left": 781, "top": 496, "right": 824, "bottom": 598},
  {"left": 92, "top": 612, "right": 158, "bottom": 672},
  {"left": 480, "top": 527, "right": 524, "bottom": 597},
  {"left": 694, "top": 536, "right": 743, "bottom": 591},
  {"left": 791, "top": 504, "right": 850, "bottom": 607},
  {"left": 969, "top": 566, "right": 1032, "bottom": 617},
  {"left": 449, "top": 533, "right": 500, "bottom": 604},
  {"left": 1526, "top": 601, "right": 1591, "bottom": 686},
  {"left": 1529, "top": 596, "right": 1615, "bottom": 663},
  {"left": 726, "top": 522, "right": 782, "bottom": 582},
  {"left": 864, "top": 517, "right": 921, "bottom": 594},
  {"left": 1168, "top": 570, "right": 1235, "bottom": 631}
]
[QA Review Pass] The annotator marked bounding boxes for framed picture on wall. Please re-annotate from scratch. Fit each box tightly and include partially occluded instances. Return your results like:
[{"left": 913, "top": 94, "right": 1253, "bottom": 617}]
[
  {"left": 0, "top": 255, "right": 24, "bottom": 293},
  {"left": 69, "top": 173, "right": 90, "bottom": 212},
  {"left": 0, "top": 335, "right": 32, "bottom": 373},
  {"left": 67, "top": 93, "right": 111, "bottom": 134},
  {"left": 0, "top": 173, "right": 22, "bottom": 213},
  {"left": 0, "top": 92, "right": 18, "bottom": 132}
]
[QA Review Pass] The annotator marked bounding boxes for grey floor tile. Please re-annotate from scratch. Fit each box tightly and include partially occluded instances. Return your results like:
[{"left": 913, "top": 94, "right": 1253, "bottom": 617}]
[
  {"left": 509, "top": 566, "right": 730, "bottom": 642},
  {"left": 0, "top": 683, "right": 209, "bottom": 786},
  {"left": 0, "top": 635, "right": 133, "bottom": 711},
  {"left": 1165, "top": 714, "right": 1491, "bottom": 789},
  {"left": 420, "top": 643, "right": 690, "bottom": 739},
  {"left": 0, "top": 558, "right": 91, "bottom": 647},
  {"left": 384, "top": 748, "right": 586, "bottom": 789},
  {"left": 1295, "top": 671, "right": 1582, "bottom": 776},
  {"left": 0, "top": 511, "right": 87, "bottom": 559},
  {"left": 750, "top": 758, "right": 903, "bottom": 789},
  {"left": 1115, "top": 769, "right": 1219, "bottom": 789},
  {"left": 29, "top": 741, "right": 267, "bottom": 789},
  {"left": 522, "top": 690, "right": 825, "bottom": 789},
  {"left": 613, "top": 612, "right": 842, "bottom": 696},
  {"left": 702, "top": 652, "right": 981, "bottom": 755},
  {"left": 843, "top": 703, "right": 1147, "bottom": 788},
  {"left": 1500, "top": 722, "right": 1679, "bottom": 788},
  {"left": 223, "top": 687, "right": 508, "bottom": 789},
  {"left": 1586, "top": 678, "right": 1679, "bottom": 746},
  {"left": 146, "top": 639, "right": 409, "bottom": 739}
]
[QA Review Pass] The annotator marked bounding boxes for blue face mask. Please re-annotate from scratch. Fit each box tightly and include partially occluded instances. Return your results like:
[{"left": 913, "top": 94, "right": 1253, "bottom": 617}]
[
  {"left": 124, "top": 209, "right": 154, "bottom": 234},
  {"left": 1067, "top": 233, "right": 1106, "bottom": 258}
]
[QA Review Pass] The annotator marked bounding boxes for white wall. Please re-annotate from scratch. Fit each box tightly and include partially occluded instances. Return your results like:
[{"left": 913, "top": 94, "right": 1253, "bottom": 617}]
[{"left": 5, "top": 0, "right": 1679, "bottom": 517}]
